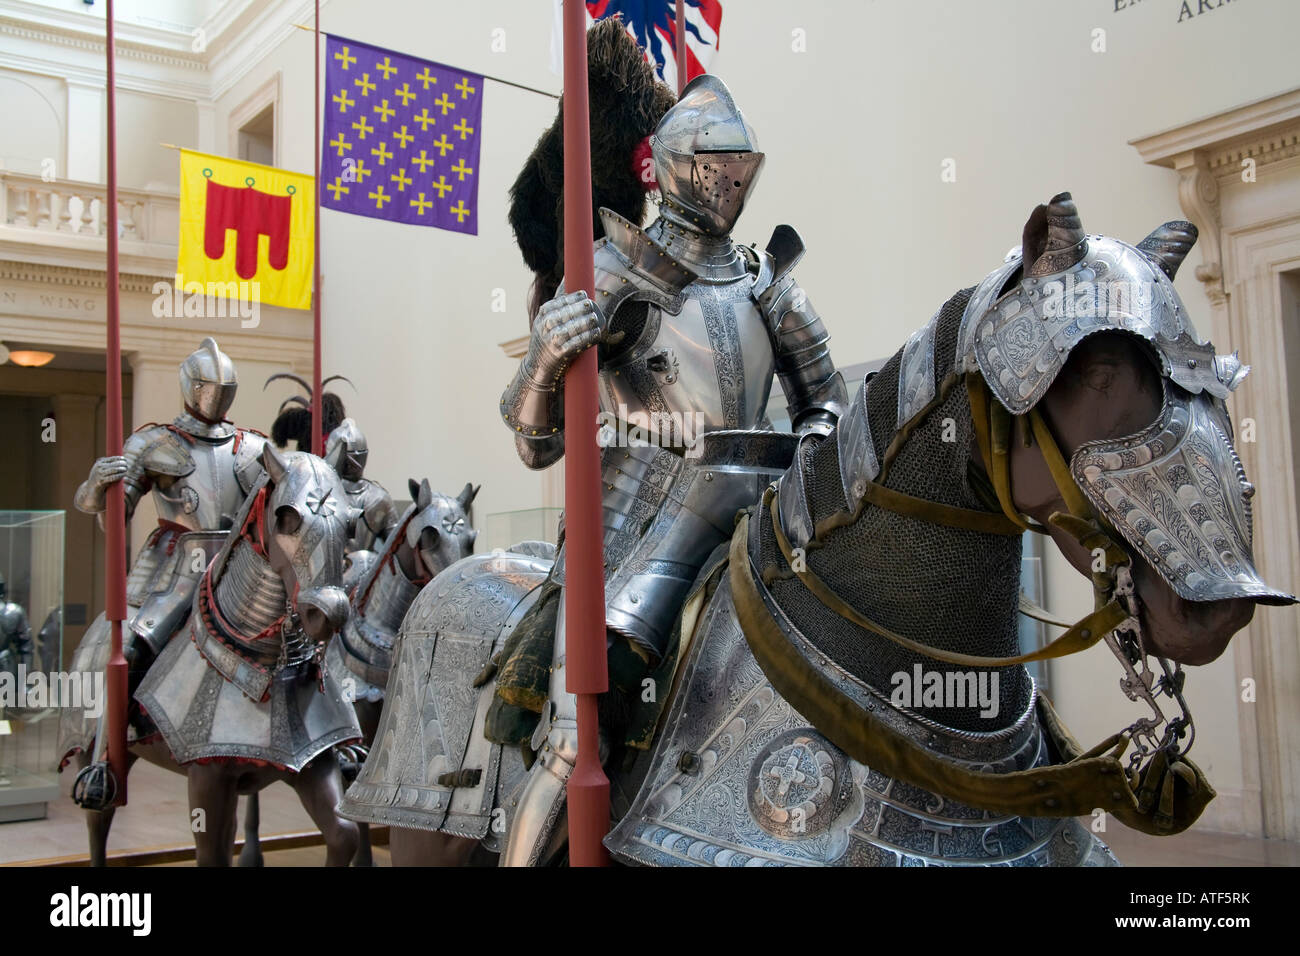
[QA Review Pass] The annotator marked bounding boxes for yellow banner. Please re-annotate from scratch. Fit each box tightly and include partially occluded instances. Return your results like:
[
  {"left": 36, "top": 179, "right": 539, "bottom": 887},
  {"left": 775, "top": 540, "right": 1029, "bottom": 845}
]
[{"left": 177, "top": 149, "right": 315, "bottom": 311}]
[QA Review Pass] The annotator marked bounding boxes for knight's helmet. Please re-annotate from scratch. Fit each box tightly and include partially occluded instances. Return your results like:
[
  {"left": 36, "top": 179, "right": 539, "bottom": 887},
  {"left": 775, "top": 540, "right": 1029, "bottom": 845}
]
[
  {"left": 179, "top": 337, "right": 238, "bottom": 423},
  {"left": 651, "top": 74, "right": 765, "bottom": 237},
  {"left": 324, "top": 418, "right": 368, "bottom": 482}
]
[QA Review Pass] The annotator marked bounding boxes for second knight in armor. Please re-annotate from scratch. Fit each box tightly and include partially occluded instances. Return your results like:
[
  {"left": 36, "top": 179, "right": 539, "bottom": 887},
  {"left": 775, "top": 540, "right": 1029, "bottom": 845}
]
[
  {"left": 324, "top": 418, "right": 397, "bottom": 553},
  {"left": 60, "top": 338, "right": 265, "bottom": 755}
]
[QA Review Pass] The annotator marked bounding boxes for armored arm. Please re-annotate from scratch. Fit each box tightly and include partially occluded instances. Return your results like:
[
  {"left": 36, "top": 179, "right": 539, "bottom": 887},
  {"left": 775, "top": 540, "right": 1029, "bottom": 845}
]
[
  {"left": 357, "top": 482, "right": 398, "bottom": 551},
  {"left": 758, "top": 273, "right": 847, "bottom": 436},
  {"left": 73, "top": 430, "right": 153, "bottom": 520},
  {"left": 500, "top": 290, "right": 605, "bottom": 470}
]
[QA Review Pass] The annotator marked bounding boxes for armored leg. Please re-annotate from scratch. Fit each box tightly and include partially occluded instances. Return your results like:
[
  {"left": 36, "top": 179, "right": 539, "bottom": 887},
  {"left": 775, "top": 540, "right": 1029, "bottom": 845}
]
[{"left": 500, "top": 599, "right": 604, "bottom": 867}]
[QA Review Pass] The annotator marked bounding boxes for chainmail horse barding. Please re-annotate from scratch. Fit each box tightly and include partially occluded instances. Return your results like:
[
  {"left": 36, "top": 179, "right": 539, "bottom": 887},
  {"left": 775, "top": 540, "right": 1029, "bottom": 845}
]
[
  {"left": 69, "top": 445, "right": 363, "bottom": 866},
  {"left": 237, "top": 478, "right": 479, "bottom": 866},
  {"left": 345, "top": 194, "right": 1291, "bottom": 865}
]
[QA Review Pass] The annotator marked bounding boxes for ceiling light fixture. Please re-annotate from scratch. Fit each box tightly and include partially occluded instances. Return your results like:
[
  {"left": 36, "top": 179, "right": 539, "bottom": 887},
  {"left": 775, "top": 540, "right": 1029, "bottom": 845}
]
[{"left": 8, "top": 350, "right": 55, "bottom": 368}]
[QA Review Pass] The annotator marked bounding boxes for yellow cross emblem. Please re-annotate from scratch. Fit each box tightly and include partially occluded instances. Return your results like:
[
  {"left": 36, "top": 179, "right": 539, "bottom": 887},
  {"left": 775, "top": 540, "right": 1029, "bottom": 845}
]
[
  {"left": 334, "top": 46, "right": 356, "bottom": 70},
  {"left": 411, "top": 149, "right": 436, "bottom": 174},
  {"left": 370, "top": 141, "right": 394, "bottom": 165},
  {"left": 351, "top": 115, "right": 375, "bottom": 140},
  {"left": 415, "top": 66, "right": 438, "bottom": 90},
  {"left": 369, "top": 185, "right": 391, "bottom": 209},
  {"left": 455, "top": 76, "right": 477, "bottom": 99},
  {"left": 450, "top": 199, "right": 471, "bottom": 223},
  {"left": 392, "top": 124, "right": 414, "bottom": 150},
  {"left": 413, "top": 108, "right": 436, "bottom": 132},
  {"left": 430, "top": 174, "right": 452, "bottom": 199},
  {"left": 376, "top": 56, "right": 398, "bottom": 81},
  {"left": 390, "top": 167, "right": 413, "bottom": 192},
  {"left": 452, "top": 118, "right": 474, "bottom": 141},
  {"left": 410, "top": 192, "right": 433, "bottom": 215},
  {"left": 329, "top": 133, "right": 351, "bottom": 157},
  {"left": 433, "top": 92, "right": 455, "bottom": 116},
  {"left": 394, "top": 82, "right": 417, "bottom": 108},
  {"left": 451, "top": 157, "right": 474, "bottom": 181},
  {"left": 372, "top": 98, "right": 396, "bottom": 123},
  {"left": 353, "top": 159, "right": 373, "bottom": 183},
  {"left": 431, "top": 134, "right": 453, "bottom": 157},
  {"left": 333, "top": 89, "right": 355, "bottom": 114},
  {"left": 326, "top": 177, "right": 350, "bottom": 200},
  {"left": 354, "top": 72, "right": 376, "bottom": 97}
]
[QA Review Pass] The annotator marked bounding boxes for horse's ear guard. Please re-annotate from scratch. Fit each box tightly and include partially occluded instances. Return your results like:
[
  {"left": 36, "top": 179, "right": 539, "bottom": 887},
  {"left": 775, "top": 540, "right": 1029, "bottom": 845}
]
[
  {"left": 417, "top": 479, "right": 434, "bottom": 510},
  {"left": 408, "top": 478, "right": 421, "bottom": 502},
  {"left": 262, "top": 443, "right": 289, "bottom": 485}
]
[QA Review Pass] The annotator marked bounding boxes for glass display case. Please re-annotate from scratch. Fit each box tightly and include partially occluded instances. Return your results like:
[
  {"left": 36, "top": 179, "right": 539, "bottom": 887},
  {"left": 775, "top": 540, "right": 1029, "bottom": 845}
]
[
  {"left": 483, "top": 506, "right": 563, "bottom": 554},
  {"left": 0, "top": 510, "right": 65, "bottom": 823}
]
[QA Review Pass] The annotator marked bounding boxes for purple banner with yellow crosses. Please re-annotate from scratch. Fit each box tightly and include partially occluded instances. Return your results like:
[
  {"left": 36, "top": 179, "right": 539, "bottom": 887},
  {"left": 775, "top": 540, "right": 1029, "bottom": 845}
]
[{"left": 322, "top": 34, "right": 483, "bottom": 235}]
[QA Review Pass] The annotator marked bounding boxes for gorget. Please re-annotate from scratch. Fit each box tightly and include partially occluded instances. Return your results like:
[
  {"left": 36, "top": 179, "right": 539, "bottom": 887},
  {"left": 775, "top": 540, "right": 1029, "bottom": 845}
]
[{"left": 173, "top": 409, "right": 236, "bottom": 442}]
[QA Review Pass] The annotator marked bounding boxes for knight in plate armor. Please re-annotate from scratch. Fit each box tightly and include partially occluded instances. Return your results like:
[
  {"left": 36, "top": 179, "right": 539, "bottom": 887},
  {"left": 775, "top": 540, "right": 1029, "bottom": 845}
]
[
  {"left": 0, "top": 573, "right": 34, "bottom": 711},
  {"left": 496, "top": 72, "right": 848, "bottom": 864},
  {"left": 325, "top": 418, "right": 397, "bottom": 554},
  {"left": 60, "top": 337, "right": 265, "bottom": 756}
]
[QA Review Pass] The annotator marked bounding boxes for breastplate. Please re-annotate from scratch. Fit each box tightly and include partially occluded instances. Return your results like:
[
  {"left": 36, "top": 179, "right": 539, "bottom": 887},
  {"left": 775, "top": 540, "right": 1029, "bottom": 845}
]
[
  {"left": 601, "top": 279, "right": 775, "bottom": 431},
  {"left": 151, "top": 438, "right": 244, "bottom": 531}
]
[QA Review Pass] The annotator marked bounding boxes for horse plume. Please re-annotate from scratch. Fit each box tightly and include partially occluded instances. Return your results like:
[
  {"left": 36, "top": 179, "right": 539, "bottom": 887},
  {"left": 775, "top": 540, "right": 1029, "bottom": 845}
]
[
  {"left": 508, "top": 16, "right": 677, "bottom": 322},
  {"left": 265, "top": 372, "right": 353, "bottom": 450}
]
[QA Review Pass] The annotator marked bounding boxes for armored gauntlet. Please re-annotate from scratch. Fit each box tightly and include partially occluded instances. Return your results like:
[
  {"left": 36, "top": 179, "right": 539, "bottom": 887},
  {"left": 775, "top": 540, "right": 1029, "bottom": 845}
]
[{"left": 500, "top": 291, "right": 605, "bottom": 469}]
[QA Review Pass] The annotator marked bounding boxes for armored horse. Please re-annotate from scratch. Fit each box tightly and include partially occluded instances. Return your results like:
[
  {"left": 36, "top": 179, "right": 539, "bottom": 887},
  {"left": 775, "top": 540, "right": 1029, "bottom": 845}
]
[
  {"left": 347, "top": 194, "right": 1292, "bottom": 865},
  {"left": 69, "top": 445, "right": 363, "bottom": 866},
  {"left": 237, "top": 477, "right": 479, "bottom": 866}
]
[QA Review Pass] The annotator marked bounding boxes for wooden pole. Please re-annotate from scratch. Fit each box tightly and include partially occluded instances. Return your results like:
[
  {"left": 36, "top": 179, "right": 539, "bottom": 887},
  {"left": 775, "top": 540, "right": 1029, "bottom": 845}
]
[
  {"left": 311, "top": 0, "right": 323, "bottom": 455},
  {"left": 102, "top": 0, "right": 128, "bottom": 806},
  {"left": 676, "top": 0, "right": 687, "bottom": 95},
  {"left": 561, "top": 0, "right": 610, "bottom": 867}
]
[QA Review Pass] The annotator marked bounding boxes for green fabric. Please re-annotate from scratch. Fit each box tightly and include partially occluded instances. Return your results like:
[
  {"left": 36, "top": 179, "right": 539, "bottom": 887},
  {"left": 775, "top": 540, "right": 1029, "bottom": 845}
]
[{"left": 484, "top": 580, "right": 562, "bottom": 745}]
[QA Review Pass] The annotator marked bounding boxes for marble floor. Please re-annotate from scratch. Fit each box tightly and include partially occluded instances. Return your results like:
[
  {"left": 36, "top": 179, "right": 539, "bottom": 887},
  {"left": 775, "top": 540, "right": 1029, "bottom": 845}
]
[{"left": 1, "top": 760, "right": 1297, "bottom": 866}]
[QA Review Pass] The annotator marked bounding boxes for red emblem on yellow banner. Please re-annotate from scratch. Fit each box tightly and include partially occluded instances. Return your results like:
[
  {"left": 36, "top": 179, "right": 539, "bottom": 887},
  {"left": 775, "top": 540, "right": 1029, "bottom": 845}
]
[{"left": 177, "top": 149, "right": 315, "bottom": 311}]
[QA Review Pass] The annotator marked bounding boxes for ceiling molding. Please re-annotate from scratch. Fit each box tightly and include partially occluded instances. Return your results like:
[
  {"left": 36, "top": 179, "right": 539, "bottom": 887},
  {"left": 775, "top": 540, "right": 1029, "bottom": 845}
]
[
  {"left": 1130, "top": 87, "right": 1300, "bottom": 169},
  {"left": 0, "top": 257, "right": 163, "bottom": 293}
]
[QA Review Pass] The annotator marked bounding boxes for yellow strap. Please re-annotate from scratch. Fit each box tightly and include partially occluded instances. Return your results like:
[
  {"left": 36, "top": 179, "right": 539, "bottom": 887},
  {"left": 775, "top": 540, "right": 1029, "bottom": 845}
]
[
  {"left": 730, "top": 514, "right": 1213, "bottom": 834},
  {"left": 768, "top": 491, "right": 1125, "bottom": 667},
  {"left": 1027, "top": 407, "right": 1096, "bottom": 521},
  {"left": 965, "top": 376, "right": 1045, "bottom": 534},
  {"left": 858, "top": 476, "right": 1023, "bottom": 537}
]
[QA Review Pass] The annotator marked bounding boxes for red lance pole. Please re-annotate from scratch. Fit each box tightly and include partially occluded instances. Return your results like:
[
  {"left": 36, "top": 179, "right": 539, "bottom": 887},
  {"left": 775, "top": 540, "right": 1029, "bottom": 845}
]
[
  {"left": 103, "top": 0, "right": 128, "bottom": 806},
  {"left": 561, "top": 0, "right": 610, "bottom": 866},
  {"left": 675, "top": 0, "right": 687, "bottom": 95},
  {"left": 311, "top": 0, "right": 323, "bottom": 456}
]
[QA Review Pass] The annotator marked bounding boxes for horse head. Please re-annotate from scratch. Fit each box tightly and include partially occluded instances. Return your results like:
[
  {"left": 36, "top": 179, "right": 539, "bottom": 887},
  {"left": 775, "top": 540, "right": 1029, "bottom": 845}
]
[
  {"left": 993, "top": 193, "right": 1295, "bottom": 666},
  {"left": 260, "top": 444, "right": 353, "bottom": 644},
  {"left": 397, "top": 478, "right": 479, "bottom": 582}
]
